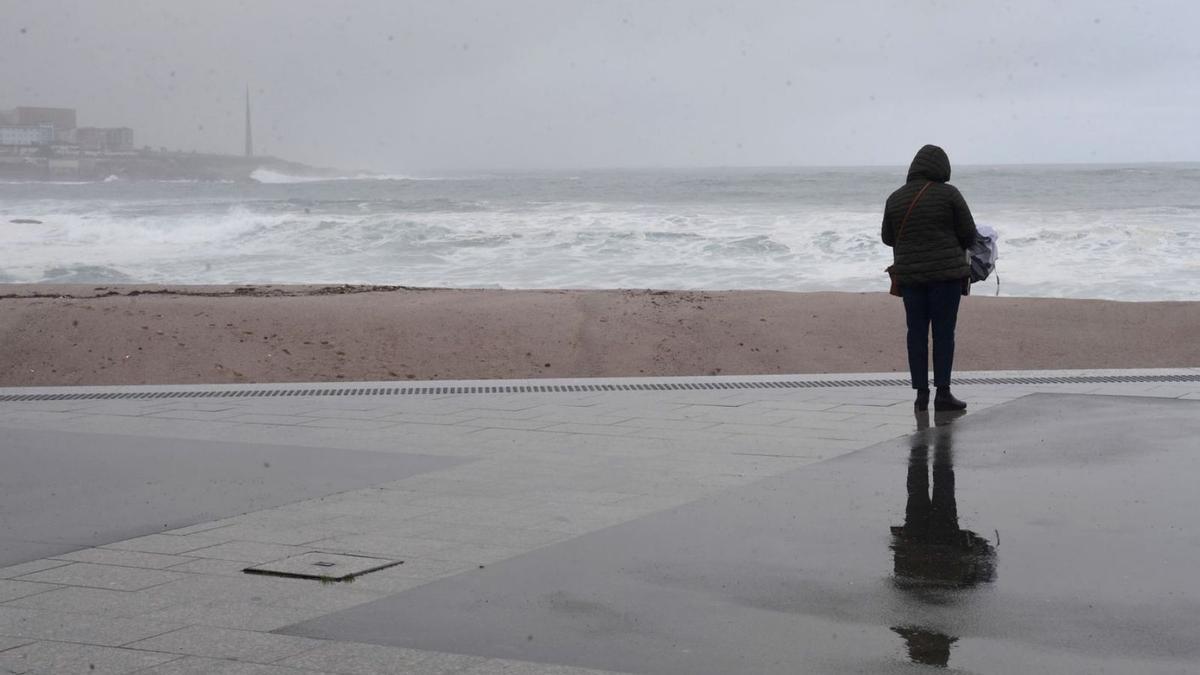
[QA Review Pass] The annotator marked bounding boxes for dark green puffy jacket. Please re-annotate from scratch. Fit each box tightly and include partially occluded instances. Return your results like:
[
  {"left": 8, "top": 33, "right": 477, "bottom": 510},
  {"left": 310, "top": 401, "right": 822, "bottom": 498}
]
[{"left": 881, "top": 145, "right": 977, "bottom": 285}]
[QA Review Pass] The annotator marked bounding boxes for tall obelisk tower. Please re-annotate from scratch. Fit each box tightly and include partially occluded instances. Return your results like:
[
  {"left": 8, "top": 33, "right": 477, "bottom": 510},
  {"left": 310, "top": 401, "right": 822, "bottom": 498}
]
[{"left": 244, "top": 86, "right": 254, "bottom": 158}]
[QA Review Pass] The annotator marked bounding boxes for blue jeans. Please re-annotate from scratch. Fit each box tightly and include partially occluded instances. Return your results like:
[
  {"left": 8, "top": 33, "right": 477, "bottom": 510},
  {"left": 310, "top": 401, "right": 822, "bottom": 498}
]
[{"left": 901, "top": 279, "right": 963, "bottom": 390}]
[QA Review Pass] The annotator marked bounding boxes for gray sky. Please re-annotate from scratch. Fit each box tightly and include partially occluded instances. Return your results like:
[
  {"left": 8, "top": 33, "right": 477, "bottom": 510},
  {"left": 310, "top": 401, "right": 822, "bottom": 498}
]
[{"left": 4, "top": 0, "right": 1198, "bottom": 171}]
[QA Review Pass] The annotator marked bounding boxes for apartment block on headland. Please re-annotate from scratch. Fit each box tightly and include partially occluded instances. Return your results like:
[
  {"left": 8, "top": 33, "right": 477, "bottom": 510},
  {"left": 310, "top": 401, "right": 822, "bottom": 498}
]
[
  {"left": 74, "top": 126, "right": 134, "bottom": 152},
  {"left": 0, "top": 98, "right": 323, "bottom": 181},
  {"left": 0, "top": 106, "right": 77, "bottom": 133},
  {"left": 0, "top": 124, "right": 55, "bottom": 147},
  {"left": 0, "top": 106, "right": 133, "bottom": 152}
]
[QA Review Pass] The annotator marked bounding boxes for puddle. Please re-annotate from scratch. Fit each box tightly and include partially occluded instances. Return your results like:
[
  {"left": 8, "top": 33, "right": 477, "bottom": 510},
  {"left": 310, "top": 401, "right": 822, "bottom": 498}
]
[{"left": 281, "top": 394, "right": 1200, "bottom": 674}]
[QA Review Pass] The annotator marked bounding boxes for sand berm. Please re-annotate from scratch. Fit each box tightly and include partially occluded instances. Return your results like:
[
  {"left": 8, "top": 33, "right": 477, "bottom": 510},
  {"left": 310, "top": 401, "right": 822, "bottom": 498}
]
[{"left": 1, "top": 285, "right": 1196, "bottom": 387}]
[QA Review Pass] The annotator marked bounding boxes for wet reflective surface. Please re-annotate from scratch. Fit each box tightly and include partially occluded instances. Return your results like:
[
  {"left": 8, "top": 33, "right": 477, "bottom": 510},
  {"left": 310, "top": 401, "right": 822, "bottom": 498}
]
[
  {"left": 283, "top": 395, "right": 1200, "bottom": 673},
  {"left": 890, "top": 410, "right": 996, "bottom": 667},
  {"left": 0, "top": 428, "right": 465, "bottom": 566}
]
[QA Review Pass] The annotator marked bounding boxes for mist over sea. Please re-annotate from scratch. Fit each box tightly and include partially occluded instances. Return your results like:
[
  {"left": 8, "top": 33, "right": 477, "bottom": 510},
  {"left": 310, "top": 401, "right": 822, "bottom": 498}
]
[{"left": 1, "top": 164, "right": 1197, "bottom": 301}]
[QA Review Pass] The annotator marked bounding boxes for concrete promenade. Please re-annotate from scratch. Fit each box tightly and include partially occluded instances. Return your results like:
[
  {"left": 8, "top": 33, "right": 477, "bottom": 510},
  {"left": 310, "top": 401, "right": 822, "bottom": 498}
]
[{"left": 1, "top": 368, "right": 1198, "bottom": 674}]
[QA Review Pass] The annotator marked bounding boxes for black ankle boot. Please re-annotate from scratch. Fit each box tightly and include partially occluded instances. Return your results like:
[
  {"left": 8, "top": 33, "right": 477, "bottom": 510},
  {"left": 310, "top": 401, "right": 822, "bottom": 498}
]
[
  {"left": 934, "top": 386, "right": 967, "bottom": 411},
  {"left": 914, "top": 388, "right": 930, "bottom": 411}
]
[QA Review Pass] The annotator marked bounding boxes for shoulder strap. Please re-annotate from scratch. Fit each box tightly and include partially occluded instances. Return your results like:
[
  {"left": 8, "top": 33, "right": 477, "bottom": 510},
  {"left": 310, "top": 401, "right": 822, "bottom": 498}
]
[{"left": 896, "top": 181, "right": 933, "bottom": 242}]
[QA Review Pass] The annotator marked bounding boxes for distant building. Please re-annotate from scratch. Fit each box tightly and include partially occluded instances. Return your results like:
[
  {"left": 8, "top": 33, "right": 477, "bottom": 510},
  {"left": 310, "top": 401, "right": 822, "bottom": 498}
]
[
  {"left": 0, "top": 124, "right": 55, "bottom": 146},
  {"left": 76, "top": 127, "right": 134, "bottom": 152},
  {"left": 13, "top": 107, "right": 76, "bottom": 131}
]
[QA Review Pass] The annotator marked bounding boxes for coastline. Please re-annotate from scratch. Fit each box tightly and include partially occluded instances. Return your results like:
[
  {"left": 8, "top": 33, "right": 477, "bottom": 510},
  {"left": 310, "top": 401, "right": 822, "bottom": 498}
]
[
  {"left": 0, "top": 151, "right": 342, "bottom": 182},
  {"left": 1, "top": 285, "right": 1197, "bottom": 387}
]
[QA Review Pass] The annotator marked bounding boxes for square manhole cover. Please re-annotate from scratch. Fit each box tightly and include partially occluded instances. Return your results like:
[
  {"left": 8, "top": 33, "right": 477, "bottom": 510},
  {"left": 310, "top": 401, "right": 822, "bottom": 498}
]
[{"left": 244, "top": 552, "right": 401, "bottom": 582}]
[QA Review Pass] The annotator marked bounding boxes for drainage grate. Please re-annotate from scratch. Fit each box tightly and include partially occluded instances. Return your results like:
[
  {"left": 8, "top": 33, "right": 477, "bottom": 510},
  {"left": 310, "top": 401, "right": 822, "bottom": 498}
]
[
  {"left": 1, "top": 373, "right": 1196, "bottom": 403},
  {"left": 243, "top": 552, "right": 401, "bottom": 582}
]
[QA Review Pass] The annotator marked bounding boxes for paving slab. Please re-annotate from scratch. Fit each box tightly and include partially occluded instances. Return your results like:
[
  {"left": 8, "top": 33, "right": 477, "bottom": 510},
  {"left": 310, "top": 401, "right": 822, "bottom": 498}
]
[
  {"left": 0, "top": 606, "right": 183, "bottom": 646},
  {"left": 4, "top": 585, "right": 187, "bottom": 617},
  {"left": 273, "top": 640, "right": 449, "bottom": 674},
  {"left": 15, "top": 562, "right": 185, "bottom": 591},
  {"left": 129, "top": 658, "right": 316, "bottom": 675},
  {"left": 0, "top": 636, "right": 33, "bottom": 652},
  {"left": 0, "top": 640, "right": 178, "bottom": 674},
  {"left": 51, "top": 548, "right": 196, "bottom": 569},
  {"left": 127, "top": 625, "right": 320, "bottom": 663},
  {"left": 0, "top": 560, "right": 71, "bottom": 580},
  {"left": 0, "top": 579, "right": 57, "bottom": 603},
  {"left": 0, "top": 428, "right": 467, "bottom": 566},
  {"left": 280, "top": 394, "right": 1200, "bottom": 674}
]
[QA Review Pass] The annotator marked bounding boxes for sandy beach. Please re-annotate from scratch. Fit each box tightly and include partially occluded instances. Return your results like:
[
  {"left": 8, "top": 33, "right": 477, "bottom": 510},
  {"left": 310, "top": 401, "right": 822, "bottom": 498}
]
[{"left": 1, "top": 284, "right": 1196, "bottom": 387}]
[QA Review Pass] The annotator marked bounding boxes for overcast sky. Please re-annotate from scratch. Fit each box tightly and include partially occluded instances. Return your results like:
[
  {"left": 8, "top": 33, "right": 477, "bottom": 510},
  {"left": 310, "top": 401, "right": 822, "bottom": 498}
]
[{"left": 4, "top": 0, "right": 1198, "bottom": 171}]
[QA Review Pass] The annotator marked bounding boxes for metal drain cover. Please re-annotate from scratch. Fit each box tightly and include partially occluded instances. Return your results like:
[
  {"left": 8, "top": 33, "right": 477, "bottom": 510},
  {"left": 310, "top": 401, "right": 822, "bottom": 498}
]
[{"left": 244, "top": 552, "right": 401, "bottom": 581}]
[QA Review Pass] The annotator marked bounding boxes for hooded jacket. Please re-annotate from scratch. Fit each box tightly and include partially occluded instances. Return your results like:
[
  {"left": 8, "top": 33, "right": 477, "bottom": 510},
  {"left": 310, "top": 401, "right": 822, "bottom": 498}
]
[{"left": 882, "top": 145, "right": 977, "bottom": 285}]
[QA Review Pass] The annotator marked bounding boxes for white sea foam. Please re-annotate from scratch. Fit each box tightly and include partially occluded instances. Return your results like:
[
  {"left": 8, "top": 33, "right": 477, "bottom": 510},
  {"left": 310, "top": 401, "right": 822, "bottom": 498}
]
[
  {"left": 249, "top": 168, "right": 337, "bottom": 184},
  {"left": 249, "top": 168, "right": 451, "bottom": 184},
  {"left": 149, "top": 178, "right": 236, "bottom": 184},
  {"left": 1, "top": 167, "right": 1197, "bottom": 300}
]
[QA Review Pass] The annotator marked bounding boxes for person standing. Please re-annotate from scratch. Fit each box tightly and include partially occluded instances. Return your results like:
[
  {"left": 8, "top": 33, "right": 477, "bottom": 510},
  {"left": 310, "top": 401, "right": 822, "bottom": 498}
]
[{"left": 882, "top": 145, "right": 977, "bottom": 411}]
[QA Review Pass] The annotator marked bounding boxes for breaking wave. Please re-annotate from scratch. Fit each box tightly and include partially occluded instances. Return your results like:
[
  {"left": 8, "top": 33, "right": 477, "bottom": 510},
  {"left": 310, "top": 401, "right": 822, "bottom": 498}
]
[
  {"left": 249, "top": 168, "right": 451, "bottom": 184},
  {"left": 1, "top": 166, "right": 1197, "bottom": 300}
]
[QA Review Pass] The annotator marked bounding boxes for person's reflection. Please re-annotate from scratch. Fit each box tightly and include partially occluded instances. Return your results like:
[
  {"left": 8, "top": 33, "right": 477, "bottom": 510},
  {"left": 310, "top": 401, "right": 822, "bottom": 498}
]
[{"left": 889, "top": 410, "right": 996, "bottom": 668}]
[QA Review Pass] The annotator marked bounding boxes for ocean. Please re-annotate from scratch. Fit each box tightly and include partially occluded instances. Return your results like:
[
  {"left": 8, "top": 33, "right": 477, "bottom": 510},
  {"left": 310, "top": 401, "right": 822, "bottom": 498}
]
[{"left": 1, "top": 164, "right": 1197, "bottom": 301}]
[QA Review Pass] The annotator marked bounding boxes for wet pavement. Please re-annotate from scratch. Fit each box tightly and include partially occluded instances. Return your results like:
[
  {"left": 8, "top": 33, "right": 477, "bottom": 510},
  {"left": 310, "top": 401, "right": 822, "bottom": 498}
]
[
  {"left": 0, "top": 428, "right": 465, "bottom": 566},
  {"left": 282, "top": 394, "right": 1200, "bottom": 674}
]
